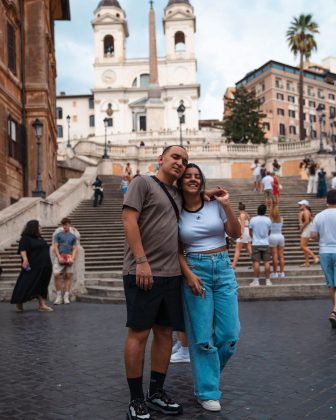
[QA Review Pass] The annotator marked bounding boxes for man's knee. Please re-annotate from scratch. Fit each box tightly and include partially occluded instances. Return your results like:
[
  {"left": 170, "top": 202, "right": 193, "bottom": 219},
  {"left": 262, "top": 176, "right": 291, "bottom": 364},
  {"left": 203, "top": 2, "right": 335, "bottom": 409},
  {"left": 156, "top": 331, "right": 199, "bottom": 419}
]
[
  {"left": 127, "top": 328, "right": 151, "bottom": 345},
  {"left": 153, "top": 324, "right": 173, "bottom": 340}
]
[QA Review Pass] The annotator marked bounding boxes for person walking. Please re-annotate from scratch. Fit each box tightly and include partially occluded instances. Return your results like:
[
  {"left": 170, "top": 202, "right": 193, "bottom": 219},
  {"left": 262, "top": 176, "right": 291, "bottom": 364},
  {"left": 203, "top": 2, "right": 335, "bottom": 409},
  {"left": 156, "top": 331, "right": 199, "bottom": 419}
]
[
  {"left": 232, "top": 202, "right": 252, "bottom": 269},
  {"left": 249, "top": 204, "right": 272, "bottom": 287},
  {"left": 92, "top": 176, "right": 104, "bottom": 207},
  {"left": 298, "top": 200, "right": 319, "bottom": 267},
  {"left": 316, "top": 167, "right": 327, "bottom": 198},
  {"left": 53, "top": 218, "right": 78, "bottom": 305},
  {"left": 177, "top": 163, "right": 241, "bottom": 412},
  {"left": 11, "top": 220, "right": 53, "bottom": 312},
  {"left": 122, "top": 145, "right": 188, "bottom": 420},
  {"left": 261, "top": 171, "right": 274, "bottom": 207},
  {"left": 251, "top": 159, "right": 261, "bottom": 192},
  {"left": 272, "top": 159, "right": 281, "bottom": 176},
  {"left": 272, "top": 172, "right": 281, "bottom": 205},
  {"left": 306, "top": 161, "right": 317, "bottom": 194},
  {"left": 120, "top": 176, "right": 129, "bottom": 194},
  {"left": 124, "top": 162, "right": 133, "bottom": 183},
  {"left": 269, "top": 205, "right": 285, "bottom": 279},
  {"left": 311, "top": 190, "right": 336, "bottom": 328}
]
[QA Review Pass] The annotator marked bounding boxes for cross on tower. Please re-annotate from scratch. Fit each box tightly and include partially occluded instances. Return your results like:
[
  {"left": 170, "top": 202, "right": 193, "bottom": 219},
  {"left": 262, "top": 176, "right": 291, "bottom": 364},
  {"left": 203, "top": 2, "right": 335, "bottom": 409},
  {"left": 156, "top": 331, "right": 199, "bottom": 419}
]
[{"left": 149, "top": 0, "right": 154, "bottom": 9}]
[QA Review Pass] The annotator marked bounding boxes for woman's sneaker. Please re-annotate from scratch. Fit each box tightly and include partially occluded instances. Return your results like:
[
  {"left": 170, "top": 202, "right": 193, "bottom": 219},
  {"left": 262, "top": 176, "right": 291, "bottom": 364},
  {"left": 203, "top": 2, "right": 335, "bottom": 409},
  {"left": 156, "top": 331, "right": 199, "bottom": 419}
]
[
  {"left": 146, "top": 389, "right": 183, "bottom": 415},
  {"left": 172, "top": 340, "right": 181, "bottom": 354},
  {"left": 197, "top": 399, "right": 221, "bottom": 412},
  {"left": 127, "top": 398, "right": 150, "bottom": 420},
  {"left": 170, "top": 347, "right": 190, "bottom": 363}
]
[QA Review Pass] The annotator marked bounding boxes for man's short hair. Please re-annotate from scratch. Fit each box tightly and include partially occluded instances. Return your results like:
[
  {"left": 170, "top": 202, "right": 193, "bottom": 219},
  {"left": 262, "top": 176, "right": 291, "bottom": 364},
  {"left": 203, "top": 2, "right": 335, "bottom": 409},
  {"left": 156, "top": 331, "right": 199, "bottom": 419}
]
[
  {"left": 327, "top": 190, "right": 336, "bottom": 205},
  {"left": 257, "top": 204, "right": 267, "bottom": 215},
  {"left": 61, "top": 217, "right": 71, "bottom": 225},
  {"left": 162, "top": 145, "right": 187, "bottom": 155}
]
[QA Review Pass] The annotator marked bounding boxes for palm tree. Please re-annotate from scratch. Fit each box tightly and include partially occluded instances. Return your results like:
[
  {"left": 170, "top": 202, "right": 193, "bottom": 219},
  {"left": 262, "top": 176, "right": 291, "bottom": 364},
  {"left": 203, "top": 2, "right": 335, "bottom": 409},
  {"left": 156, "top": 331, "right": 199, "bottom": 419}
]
[{"left": 287, "top": 14, "right": 319, "bottom": 141}]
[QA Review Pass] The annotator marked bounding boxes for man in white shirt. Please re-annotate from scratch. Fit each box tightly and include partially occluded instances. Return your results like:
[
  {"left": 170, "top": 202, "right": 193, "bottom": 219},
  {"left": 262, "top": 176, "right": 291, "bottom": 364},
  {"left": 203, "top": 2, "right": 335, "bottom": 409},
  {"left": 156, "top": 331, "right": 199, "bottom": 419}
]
[
  {"left": 261, "top": 172, "right": 274, "bottom": 206},
  {"left": 331, "top": 172, "right": 336, "bottom": 190},
  {"left": 249, "top": 204, "right": 272, "bottom": 287},
  {"left": 251, "top": 159, "right": 261, "bottom": 192},
  {"left": 311, "top": 190, "right": 336, "bottom": 328}
]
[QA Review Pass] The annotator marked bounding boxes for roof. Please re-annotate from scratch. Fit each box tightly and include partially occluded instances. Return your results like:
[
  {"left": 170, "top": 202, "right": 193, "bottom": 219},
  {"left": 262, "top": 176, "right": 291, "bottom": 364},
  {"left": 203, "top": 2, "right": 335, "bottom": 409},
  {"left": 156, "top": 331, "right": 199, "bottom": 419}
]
[
  {"left": 96, "top": 0, "right": 122, "bottom": 9},
  {"left": 166, "top": 0, "right": 191, "bottom": 6}
]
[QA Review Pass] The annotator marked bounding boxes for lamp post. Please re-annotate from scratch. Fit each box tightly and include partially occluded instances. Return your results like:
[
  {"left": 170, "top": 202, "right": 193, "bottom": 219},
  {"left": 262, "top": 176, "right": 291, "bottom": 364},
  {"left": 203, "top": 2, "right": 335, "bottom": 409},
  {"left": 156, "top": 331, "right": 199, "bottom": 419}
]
[
  {"left": 177, "top": 100, "right": 186, "bottom": 146},
  {"left": 330, "top": 113, "right": 336, "bottom": 154},
  {"left": 103, "top": 117, "right": 109, "bottom": 159},
  {"left": 316, "top": 103, "right": 326, "bottom": 154},
  {"left": 32, "top": 118, "right": 46, "bottom": 198},
  {"left": 66, "top": 115, "right": 71, "bottom": 148}
]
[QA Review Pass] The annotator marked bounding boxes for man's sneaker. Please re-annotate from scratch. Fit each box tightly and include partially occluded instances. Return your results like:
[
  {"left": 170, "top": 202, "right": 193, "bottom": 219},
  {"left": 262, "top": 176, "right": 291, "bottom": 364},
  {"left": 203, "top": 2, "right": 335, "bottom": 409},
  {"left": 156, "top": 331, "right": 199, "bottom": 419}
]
[
  {"left": 278, "top": 272, "right": 285, "bottom": 278},
  {"left": 64, "top": 293, "right": 70, "bottom": 304},
  {"left": 270, "top": 272, "right": 278, "bottom": 279},
  {"left": 249, "top": 279, "right": 260, "bottom": 287},
  {"left": 127, "top": 398, "right": 150, "bottom": 420},
  {"left": 172, "top": 340, "right": 181, "bottom": 354},
  {"left": 146, "top": 389, "right": 183, "bottom": 415},
  {"left": 54, "top": 294, "right": 63, "bottom": 305},
  {"left": 197, "top": 399, "right": 221, "bottom": 412},
  {"left": 266, "top": 279, "right": 273, "bottom": 286},
  {"left": 170, "top": 347, "right": 190, "bottom": 363}
]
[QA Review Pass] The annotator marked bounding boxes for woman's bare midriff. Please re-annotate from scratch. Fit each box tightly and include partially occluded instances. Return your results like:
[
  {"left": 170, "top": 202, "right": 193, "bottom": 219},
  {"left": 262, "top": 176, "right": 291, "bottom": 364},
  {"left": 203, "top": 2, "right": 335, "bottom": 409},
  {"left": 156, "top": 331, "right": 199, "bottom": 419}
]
[{"left": 190, "top": 245, "right": 227, "bottom": 255}]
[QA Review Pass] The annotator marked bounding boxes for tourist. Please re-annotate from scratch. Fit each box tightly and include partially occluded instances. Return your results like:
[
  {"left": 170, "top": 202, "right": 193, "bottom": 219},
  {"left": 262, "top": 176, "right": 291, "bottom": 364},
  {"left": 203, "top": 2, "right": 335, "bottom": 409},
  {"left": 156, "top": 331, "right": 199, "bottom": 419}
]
[
  {"left": 177, "top": 163, "right": 241, "bottom": 412},
  {"left": 269, "top": 205, "right": 285, "bottom": 279},
  {"left": 122, "top": 145, "right": 188, "bottom": 419},
  {"left": 307, "top": 161, "right": 317, "bottom": 194},
  {"left": 124, "top": 162, "right": 133, "bottom": 183},
  {"left": 133, "top": 169, "right": 141, "bottom": 179},
  {"left": 272, "top": 159, "right": 281, "bottom": 176},
  {"left": 251, "top": 159, "right": 261, "bottom": 192},
  {"left": 53, "top": 217, "right": 78, "bottom": 305},
  {"left": 120, "top": 176, "right": 129, "bottom": 194},
  {"left": 272, "top": 172, "right": 281, "bottom": 205},
  {"left": 298, "top": 200, "right": 319, "bottom": 267},
  {"left": 311, "top": 190, "right": 336, "bottom": 328},
  {"left": 92, "top": 176, "right": 104, "bottom": 207},
  {"left": 316, "top": 167, "right": 327, "bottom": 198},
  {"left": 260, "top": 163, "right": 267, "bottom": 179},
  {"left": 261, "top": 171, "right": 274, "bottom": 207},
  {"left": 249, "top": 204, "right": 272, "bottom": 287},
  {"left": 170, "top": 331, "right": 190, "bottom": 363},
  {"left": 11, "top": 220, "right": 53, "bottom": 312},
  {"left": 331, "top": 172, "right": 336, "bottom": 190},
  {"left": 299, "top": 160, "right": 308, "bottom": 181},
  {"left": 232, "top": 202, "right": 252, "bottom": 269}
]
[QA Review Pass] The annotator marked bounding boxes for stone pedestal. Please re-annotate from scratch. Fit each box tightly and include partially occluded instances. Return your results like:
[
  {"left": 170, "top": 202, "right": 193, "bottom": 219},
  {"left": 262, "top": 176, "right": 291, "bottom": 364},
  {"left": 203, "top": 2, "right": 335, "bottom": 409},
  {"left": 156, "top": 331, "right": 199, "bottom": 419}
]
[
  {"left": 146, "top": 100, "right": 165, "bottom": 133},
  {"left": 98, "top": 159, "right": 112, "bottom": 175}
]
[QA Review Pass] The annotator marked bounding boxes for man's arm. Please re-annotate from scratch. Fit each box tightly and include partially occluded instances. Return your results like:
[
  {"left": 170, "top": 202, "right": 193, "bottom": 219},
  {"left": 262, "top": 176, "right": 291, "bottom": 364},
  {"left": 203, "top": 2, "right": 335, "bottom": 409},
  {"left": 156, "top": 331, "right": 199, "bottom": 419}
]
[{"left": 122, "top": 207, "right": 153, "bottom": 290}]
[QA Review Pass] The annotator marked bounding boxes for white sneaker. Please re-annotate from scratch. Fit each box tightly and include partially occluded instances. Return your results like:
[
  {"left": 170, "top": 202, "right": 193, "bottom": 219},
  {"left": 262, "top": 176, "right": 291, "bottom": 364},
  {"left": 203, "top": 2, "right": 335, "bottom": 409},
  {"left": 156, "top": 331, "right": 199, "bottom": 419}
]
[
  {"left": 266, "top": 279, "right": 273, "bottom": 286},
  {"left": 170, "top": 347, "right": 190, "bottom": 363},
  {"left": 54, "top": 293, "right": 63, "bottom": 305},
  {"left": 270, "top": 272, "right": 278, "bottom": 279},
  {"left": 172, "top": 340, "right": 181, "bottom": 354},
  {"left": 249, "top": 279, "right": 260, "bottom": 287},
  {"left": 278, "top": 272, "right": 285, "bottom": 278},
  {"left": 63, "top": 293, "right": 70, "bottom": 304},
  {"left": 197, "top": 399, "right": 221, "bottom": 412}
]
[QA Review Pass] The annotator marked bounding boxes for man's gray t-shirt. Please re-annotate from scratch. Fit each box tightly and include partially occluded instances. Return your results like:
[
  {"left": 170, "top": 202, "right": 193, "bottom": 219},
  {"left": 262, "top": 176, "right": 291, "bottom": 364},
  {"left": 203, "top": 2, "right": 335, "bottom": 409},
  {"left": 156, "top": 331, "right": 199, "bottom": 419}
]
[
  {"left": 249, "top": 216, "right": 272, "bottom": 246},
  {"left": 122, "top": 175, "right": 182, "bottom": 277},
  {"left": 54, "top": 231, "right": 77, "bottom": 254}
]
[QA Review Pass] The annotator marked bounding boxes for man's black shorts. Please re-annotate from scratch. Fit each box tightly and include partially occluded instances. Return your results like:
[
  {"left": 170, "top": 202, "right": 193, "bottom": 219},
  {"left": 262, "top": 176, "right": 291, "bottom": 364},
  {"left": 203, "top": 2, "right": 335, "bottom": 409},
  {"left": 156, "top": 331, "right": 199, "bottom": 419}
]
[{"left": 123, "top": 275, "right": 184, "bottom": 331}]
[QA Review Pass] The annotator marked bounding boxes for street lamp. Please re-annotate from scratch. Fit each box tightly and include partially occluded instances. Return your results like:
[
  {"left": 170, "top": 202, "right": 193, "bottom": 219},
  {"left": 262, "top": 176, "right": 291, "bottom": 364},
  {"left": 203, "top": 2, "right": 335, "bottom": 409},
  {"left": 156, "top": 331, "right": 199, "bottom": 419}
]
[
  {"left": 103, "top": 117, "right": 110, "bottom": 159},
  {"left": 330, "top": 112, "right": 336, "bottom": 154},
  {"left": 177, "top": 100, "right": 186, "bottom": 146},
  {"left": 31, "top": 118, "right": 46, "bottom": 198},
  {"left": 66, "top": 115, "right": 71, "bottom": 148},
  {"left": 316, "top": 103, "right": 326, "bottom": 154}
]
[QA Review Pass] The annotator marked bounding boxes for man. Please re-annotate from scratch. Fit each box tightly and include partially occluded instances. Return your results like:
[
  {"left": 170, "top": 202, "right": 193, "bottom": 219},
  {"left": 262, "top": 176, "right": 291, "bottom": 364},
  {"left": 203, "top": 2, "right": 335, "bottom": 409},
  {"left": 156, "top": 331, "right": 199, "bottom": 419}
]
[
  {"left": 122, "top": 145, "right": 188, "bottom": 420},
  {"left": 251, "top": 159, "right": 261, "bottom": 192},
  {"left": 261, "top": 171, "right": 274, "bottom": 207},
  {"left": 53, "top": 217, "right": 78, "bottom": 305},
  {"left": 92, "top": 176, "right": 103, "bottom": 207},
  {"left": 331, "top": 172, "right": 336, "bottom": 190},
  {"left": 249, "top": 204, "right": 272, "bottom": 287},
  {"left": 311, "top": 190, "right": 336, "bottom": 328}
]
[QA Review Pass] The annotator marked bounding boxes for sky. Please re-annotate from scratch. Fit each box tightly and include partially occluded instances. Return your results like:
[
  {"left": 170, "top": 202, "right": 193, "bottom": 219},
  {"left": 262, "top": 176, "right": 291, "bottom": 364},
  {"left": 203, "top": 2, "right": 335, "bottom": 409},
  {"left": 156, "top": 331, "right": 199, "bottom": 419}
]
[{"left": 55, "top": 0, "right": 336, "bottom": 119}]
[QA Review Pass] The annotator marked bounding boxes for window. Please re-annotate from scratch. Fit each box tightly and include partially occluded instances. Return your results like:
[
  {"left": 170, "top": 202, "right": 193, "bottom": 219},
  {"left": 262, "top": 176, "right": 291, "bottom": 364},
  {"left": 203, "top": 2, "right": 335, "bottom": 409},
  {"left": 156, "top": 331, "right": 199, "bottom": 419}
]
[
  {"left": 275, "top": 78, "right": 282, "bottom": 88},
  {"left": 289, "top": 125, "right": 296, "bottom": 134},
  {"left": 260, "top": 82, "right": 265, "bottom": 92},
  {"left": 330, "top": 106, "right": 336, "bottom": 118},
  {"left": 104, "top": 35, "right": 114, "bottom": 55},
  {"left": 309, "top": 100, "right": 316, "bottom": 108},
  {"left": 277, "top": 108, "right": 285, "bottom": 116},
  {"left": 277, "top": 93, "right": 284, "bottom": 100},
  {"left": 279, "top": 123, "right": 286, "bottom": 135},
  {"left": 263, "top": 122, "right": 270, "bottom": 131},
  {"left": 140, "top": 73, "right": 150, "bottom": 88},
  {"left": 302, "top": 99, "right": 306, "bottom": 106},
  {"left": 56, "top": 107, "right": 63, "bottom": 119},
  {"left": 309, "top": 114, "right": 316, "bottom": 123},
  {"left": 57, "top": 125, "right": 63, "bottom": 138},
  {"left": 307, "top": 87, "right": 314, "bottom": 96},
  {"left": 329, "top": 93, "right": 335, "bottom": 101},
  {"left": 174, "top": 31, "right": 186, "bottom": 52},
  {"left": 7, "top": 23, "right": 16, "bottom": 75},
  {"left": 106, "top": 118, "right": 113, "bottom": 127},
  {"left": 7, "top": 117, "right": 22, "bottom": 162},
  {"left": 311, "top": 130, "right": 317, "bottom": 139},
  {"left": 259, "top": 96, "right": 265, "bottom": 104},
  {"left": 89, "top": 115, "right": 95, "bottom": 127},
  {"left": 288, "top": 96, "right": 295, "bottom": 103},
  {"left": 288, "top": 110, "right": 296, "bottom": 118},
  {"left": 89, "top": 97, "right": 94, "bottom": 109},
  {"left": 318, "top": 90, "right": 324, "bottom": 99}
]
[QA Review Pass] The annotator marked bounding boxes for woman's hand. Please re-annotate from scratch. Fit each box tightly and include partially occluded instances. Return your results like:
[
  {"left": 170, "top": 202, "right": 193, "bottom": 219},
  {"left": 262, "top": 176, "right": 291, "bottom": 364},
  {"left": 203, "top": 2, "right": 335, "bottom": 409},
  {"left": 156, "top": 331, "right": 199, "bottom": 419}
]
[
  {"left": 186, "top": 273, "right": 205, "bottom": 297},
  {"left": 214, "top": 187, "right": 230, "bottom": 206},
  {"left": 22, "top": 259, "right": 29, "bottom": 269}
]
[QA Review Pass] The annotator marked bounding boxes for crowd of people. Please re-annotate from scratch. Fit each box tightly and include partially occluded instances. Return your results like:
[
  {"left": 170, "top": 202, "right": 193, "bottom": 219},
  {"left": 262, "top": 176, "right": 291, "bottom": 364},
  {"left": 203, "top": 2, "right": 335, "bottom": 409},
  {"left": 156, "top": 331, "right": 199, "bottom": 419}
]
[{"left": 300, "top": 156, "right": 336, "bottom": 198}]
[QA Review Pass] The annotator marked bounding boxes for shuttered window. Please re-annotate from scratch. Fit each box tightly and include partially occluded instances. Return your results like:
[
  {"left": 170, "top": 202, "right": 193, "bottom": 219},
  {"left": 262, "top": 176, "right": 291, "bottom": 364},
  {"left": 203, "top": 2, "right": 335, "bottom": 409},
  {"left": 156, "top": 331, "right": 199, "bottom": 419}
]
[{"left": 7, "top": 23, "right": 17, "bottom": 75}]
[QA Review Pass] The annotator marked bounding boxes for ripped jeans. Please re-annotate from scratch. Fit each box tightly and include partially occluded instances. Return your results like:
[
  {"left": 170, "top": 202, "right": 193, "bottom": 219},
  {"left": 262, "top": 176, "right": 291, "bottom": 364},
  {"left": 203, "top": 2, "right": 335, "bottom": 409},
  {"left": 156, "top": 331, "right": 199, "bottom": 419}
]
[{"left": 183, "top": 251, "right": 240, "bottom": 401}]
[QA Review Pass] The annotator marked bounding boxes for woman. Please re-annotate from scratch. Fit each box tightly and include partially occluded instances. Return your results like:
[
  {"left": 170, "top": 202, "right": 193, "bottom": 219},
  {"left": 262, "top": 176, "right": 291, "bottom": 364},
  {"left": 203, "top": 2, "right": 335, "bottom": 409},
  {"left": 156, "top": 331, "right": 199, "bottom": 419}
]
[
  {"left": 298, "top": 201, "right": 319, "bottom": 267},
  {"left": 269, "top": 205, "right": 285, "bottom": 278},
  {"left": 317, "top": 167, "right": 327, "bottom": 198},
  {"left": 272, "top": 172, "right": 281, "bottom": 205},
  {"left": 177, "top": 163, "right": 241, "bottom": 412},
  {"left": 232, "top": 202, "right": 252, "bottom": 269},
  {"left": 11, "top": 220, "right": 53, "bottom": 312},
  {"left": 124, "top": 162, "right": 133, "bottom": 183}
]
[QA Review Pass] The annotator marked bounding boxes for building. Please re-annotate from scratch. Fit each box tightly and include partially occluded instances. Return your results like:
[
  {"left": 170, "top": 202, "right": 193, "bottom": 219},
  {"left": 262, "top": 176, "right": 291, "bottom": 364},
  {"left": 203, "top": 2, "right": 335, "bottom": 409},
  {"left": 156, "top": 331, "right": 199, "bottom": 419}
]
[
  {"left": 56, "top": 0, "right": 200, "bottom": 147},
  {"left": 224, "top": 58, "right": 336, "bottom": 143},
  {"left": 0, "top": 0, "right": 70, "bottom": 210}
]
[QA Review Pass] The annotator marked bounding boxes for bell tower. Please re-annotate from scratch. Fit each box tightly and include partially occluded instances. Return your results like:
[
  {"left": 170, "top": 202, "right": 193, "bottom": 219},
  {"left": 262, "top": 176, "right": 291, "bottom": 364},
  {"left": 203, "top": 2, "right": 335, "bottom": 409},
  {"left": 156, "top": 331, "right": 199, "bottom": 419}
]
[{"left": 163, "top": 0, "right": 196, "bottom": 60}]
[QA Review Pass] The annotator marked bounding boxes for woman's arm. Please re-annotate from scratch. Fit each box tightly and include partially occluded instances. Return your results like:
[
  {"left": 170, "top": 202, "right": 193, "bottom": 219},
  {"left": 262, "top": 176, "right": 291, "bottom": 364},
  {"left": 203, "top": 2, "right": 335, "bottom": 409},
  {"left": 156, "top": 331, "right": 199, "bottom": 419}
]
[
  {"left": 215, "top": 189, "right": 241, "bottom": 239},
  {"left": 20, "top": 251, "right": 29, "bottom": 269},
  {"left": 178, "top": 246, "right": 204, "bottom": 297},
  {"left": 300, "top": 210, "right": 311, "bottom": 231}
]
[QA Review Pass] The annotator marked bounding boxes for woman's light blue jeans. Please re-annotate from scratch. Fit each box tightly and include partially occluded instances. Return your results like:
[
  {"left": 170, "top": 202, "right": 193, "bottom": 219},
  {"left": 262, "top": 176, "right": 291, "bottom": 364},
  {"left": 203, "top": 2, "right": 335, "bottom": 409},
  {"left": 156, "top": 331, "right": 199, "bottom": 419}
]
[{"left": 183, "top": 251, "right": 240, "bottom": 401}]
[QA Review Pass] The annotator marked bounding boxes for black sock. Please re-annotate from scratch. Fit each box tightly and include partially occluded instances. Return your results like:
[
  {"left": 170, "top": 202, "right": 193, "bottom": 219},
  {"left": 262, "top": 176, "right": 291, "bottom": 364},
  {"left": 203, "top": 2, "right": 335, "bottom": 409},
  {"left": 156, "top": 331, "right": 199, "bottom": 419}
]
[
  {"left": 127, "top": 377, "right": 144, "bottom": 401},
  {"left": 149, "top": 371, "right": 166, "bottom": 396}
]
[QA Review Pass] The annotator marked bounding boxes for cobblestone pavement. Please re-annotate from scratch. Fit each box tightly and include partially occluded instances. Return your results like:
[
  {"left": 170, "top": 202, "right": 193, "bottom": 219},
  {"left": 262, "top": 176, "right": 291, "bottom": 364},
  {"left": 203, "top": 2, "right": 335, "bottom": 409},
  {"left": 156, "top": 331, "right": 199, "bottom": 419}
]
[{"left": 0, "top": 299, "right": 336, "bottom": 420}]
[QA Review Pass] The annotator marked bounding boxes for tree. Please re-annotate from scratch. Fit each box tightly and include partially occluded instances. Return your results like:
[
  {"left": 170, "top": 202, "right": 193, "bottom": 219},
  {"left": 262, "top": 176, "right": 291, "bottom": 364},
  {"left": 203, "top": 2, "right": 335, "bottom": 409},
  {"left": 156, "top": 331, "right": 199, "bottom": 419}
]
[
  {"left": 223, "top": 87, "right": 267, "bottom": 144},
  {"left": 287, "top": 14, "right": 319, "bottom": 141}
]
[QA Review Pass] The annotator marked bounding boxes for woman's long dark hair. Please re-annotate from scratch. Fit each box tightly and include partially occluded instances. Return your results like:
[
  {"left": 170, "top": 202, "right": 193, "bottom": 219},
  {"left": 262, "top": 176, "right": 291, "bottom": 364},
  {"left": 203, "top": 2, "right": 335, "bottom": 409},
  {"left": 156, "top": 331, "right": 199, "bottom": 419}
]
[
  {"left": 22, "top": 220, "right": 40, "bottom": 237},
  {"left": 177, "top": 163, "right": 206, "bottom": 196}
]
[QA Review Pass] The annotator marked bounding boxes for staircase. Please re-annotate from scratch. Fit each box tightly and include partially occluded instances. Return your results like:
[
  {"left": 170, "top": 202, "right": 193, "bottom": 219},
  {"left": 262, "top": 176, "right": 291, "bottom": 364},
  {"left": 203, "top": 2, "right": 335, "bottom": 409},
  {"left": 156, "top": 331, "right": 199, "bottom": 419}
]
[{"left": 0, "top": 175, "right": 329, "bottom": 302}]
